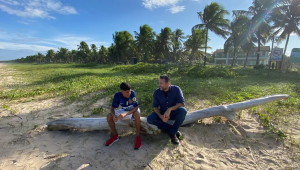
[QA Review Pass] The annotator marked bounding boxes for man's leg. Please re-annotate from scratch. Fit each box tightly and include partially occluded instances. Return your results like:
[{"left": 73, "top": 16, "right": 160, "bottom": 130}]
[
  {"left": 133, "top": 110, "right": 142, "bottom": 149},
  {"left": 147, "top": 112, "right": 172, "bottom": 132},
  {"left": 107, "top": 113, "right": 117, "bottom": 135},
  {"left": 169, "top": 107, "right": 187, "bottom": 136},
  {"left": 132, "top": 111, "right": 141, "bottom": 136}
]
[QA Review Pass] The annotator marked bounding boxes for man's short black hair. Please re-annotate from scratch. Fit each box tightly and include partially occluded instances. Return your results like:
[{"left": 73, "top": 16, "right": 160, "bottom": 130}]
[
  {"left": 160, "top": 74, "right": 170, "bottom": 83},
  {"left": 120, "top": 82, "right": 131, "bottom": 91}
]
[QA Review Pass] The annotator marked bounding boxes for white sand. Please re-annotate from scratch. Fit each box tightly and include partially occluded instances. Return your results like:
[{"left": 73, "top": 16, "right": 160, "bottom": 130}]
[{"left": 0, "top": 63, "right": 300, "bottom": 170}]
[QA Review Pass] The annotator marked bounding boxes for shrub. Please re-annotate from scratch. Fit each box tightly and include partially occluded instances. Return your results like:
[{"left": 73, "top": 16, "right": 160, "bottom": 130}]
[{"left": 253, "top": 64, "right": 267, "bottom": 70}]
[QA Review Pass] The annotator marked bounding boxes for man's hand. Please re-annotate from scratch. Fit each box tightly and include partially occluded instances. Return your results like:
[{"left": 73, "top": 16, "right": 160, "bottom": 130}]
[
  {"left": 159, "top": 114, "right": 169, "bottom": 123},
  {"left": 118, "top": 113, "right": 127, "bottom": 120},
  {"left": 164, "top": 109, "right": 171, "bottom": 119}
]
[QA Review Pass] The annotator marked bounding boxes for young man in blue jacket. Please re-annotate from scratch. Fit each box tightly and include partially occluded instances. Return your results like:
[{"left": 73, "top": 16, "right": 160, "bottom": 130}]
[
  {"left": 105, "top": 82, "right": 141, "bottom": 149},
  {"left": 147, "top": 75, "right": 187, "bottom": 144}
]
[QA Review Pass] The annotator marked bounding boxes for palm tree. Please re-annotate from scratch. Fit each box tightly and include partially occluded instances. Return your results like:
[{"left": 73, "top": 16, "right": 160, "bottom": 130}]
[
  {"left": 99, "top": 45, "right": 108, "bottom": 64},
  {"left": 113, "top": 31, "right": 133, "bottom": 63},
  {"left": 193, "top": 2, "right": 230, "bottom": 66},
  {"left": 90, "top": 44, "right": 98, "bottom": 63},
  {"left": 234, "top": 0, "right": 275, "bottom": 65},
  {"left": 77, "top": 41, "right": 91, "bottom": 63},
  {"left": 134, "top": 24, "right": 155, "bottom": 62},
  {"left": 184, "top": 29, "right": 206, "bottom": 62},
  {"left": 154, "top": 27, "right": 172, "bottom": 63},
  {"left": 37, "top": 52, "right": 45, "bottom": 64},
  {"left": 46, "top": 49, "right": 55, "bottom": 63},
  {"left": 171, "top": 29, "right": 185, "bottom": 62},
  {"left": 271, "top": 0, "right": 300, "bottom": 68},
  {"left": 241, "top": 37, "right": 256, "bottom": 67},
  {"left": 70, "top": 50, "right": 77, "bottom": 63},
  {"left": 56, "top": 48, "right": 68, "bottom": 63},
  {"left": 108, "top": 43, "right": 118, "bottom": 63},
  {"left": 224, "top": 15, "right": 251, "bottom": 66}
]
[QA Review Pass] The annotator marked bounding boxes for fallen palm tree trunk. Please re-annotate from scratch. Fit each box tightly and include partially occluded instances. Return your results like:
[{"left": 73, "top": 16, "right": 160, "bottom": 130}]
[{"left": 47, "top": 94, "right": 290, "bottom": 134}]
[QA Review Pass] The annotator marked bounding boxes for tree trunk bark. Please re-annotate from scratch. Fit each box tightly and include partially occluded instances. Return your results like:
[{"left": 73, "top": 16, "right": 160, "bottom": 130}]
[
  {"left": 281, "top": 33, "right": 290, "bottom": 70},
  {"left": 256, "top": 31, "right": 261, "bottom": 65},
  {"left": 47, "top": 94, "right": 290, "bottom": 134},
  {"left": 204, "top": 28, "right": 208, "bottom": 66},
  {"left": 244, "top": 52, "right": 249, "bottom": 68},
  {"left": 231, "top": 46, "right": 237, "bottom": 66},
  {"left": 269, "top": 36, "right": 275, "bottom": 70}
]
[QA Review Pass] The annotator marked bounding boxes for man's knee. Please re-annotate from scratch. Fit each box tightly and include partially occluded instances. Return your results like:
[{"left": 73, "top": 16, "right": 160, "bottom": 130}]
[
  {"left": 147, "top": 113, "right": 155, "bottom": 124},
  {"left": 107, "top": 113, "right": 113, "bottom": 120},
  {"left": 177, "top": 107, "right": 187, "bottom": 116},
  {"left": 132, "top": 111, "right": 140, "bottom": 119}
]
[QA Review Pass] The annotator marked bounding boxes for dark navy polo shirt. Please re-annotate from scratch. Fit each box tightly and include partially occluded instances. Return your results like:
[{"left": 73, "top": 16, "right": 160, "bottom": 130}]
[
  {"left": 112, "top": 90, "right": 139, "bottom": 111},
  {"left": 153, "top": 85, "right": 185, "bottom": 113}
]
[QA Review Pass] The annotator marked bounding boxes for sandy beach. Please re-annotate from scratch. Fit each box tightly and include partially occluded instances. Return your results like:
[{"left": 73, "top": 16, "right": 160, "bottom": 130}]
[{"left": 0, "top": 63, "right": 299, "bottom": 170}]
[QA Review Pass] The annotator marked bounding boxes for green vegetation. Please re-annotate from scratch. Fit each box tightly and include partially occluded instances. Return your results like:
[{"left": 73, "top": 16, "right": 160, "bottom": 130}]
[
  {"left": 1, "top": 64, "right": 300, "bottom": 143},
  {"left": 12, "top": 1, "right": 299, "bottom": 67}
]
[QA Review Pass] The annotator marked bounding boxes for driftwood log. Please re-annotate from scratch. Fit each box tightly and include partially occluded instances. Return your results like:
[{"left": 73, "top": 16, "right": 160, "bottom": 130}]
[{"left": 47, "top": 94, "right": 290, "bottom": 134}]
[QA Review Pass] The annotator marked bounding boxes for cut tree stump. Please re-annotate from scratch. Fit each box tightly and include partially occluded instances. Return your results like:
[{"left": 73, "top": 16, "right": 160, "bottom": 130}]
[{"left": 46, "top": 94, "right": 290, "bottom": 134}]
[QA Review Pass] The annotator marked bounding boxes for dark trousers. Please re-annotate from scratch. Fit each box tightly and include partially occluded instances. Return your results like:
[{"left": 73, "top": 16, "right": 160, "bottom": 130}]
[{"left": 147, "top": 107, "right": 187, "bottom": 136}]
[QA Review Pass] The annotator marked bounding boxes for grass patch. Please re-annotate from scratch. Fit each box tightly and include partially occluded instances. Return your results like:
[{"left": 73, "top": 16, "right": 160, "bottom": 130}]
[
  {"left": 2, "top": 104, "right": 9, "bottom": 110},
  {"left": 92, "top": 107, "right": 109, "bottom": 116},
  {"left": 1, "top": 63, "right": 300, "bottom": 146}
]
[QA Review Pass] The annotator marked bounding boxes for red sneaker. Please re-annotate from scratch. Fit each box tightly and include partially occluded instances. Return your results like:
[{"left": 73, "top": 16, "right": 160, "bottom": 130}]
[
  {"left": 134, "top": 136, "right": 141, "bottom": 150},
  {"left": 105, "top": 134, "right": 119, "bottom": 146}
]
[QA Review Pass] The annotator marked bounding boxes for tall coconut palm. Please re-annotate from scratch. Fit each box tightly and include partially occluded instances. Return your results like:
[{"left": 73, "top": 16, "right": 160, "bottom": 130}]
[
  {"left": 171, "top": 29, "right": 185, "bottom": 62},
  {"left": 113, "top": 31, "right": 134, "bottom": 63},
  {"left": 77, "top": 41, "right": 91, "bottom": 63},
  {"left": 99, "top": 45, "right": 108, "bottom": 64},
  {"left": 184, "top": 29, "right": 206, "bottom": 62},
  {"left": 108, "top": 43, "right": 118, "bottom": 63},
  {"left": 46, "top": 49, "right": 55, "bottom": 63},
  {"left": 193, "top": 2, "right": 230, "bottom": 66},
  {"left": 90, "top": 44, "right": 98, "bottom": 63},
  {"left": 224, "top": 15, "right": 251, "bottom": 66},
  {"left": 241, "top": 37, "right": 257, "bottom": 67},
  {"left": 154, "top": 27, "right": 172, "bottom": 62},
  {"left": 271, "top": 0, "right": 300, "bottom": 68},
  {"left": 134, "top": 24, "right": 155, "bottom": 62},
  {"left": 233, "top": 0, "right": 276, "bottom": 65}
]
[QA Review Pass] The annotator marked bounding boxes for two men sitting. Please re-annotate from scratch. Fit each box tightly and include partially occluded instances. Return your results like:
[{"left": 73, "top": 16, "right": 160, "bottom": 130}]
[{"left": 105, "top": 75, "right": 187, "bottom": 149}]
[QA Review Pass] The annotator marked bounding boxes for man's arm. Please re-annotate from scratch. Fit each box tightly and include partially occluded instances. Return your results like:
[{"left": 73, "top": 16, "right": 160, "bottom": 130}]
[
  {"left": 168, "top": 103, "right": 185, "bottom": 111},
  {"left": 153, "top": 107, "right": 162, "bottom": 117},
  {"left": 164, "top": 87, "right": 185, "bottom": 119},
  {"left": 153, "top": 91, "right": 165, "bottom": 121},
  {"left": 126, "top": 106, "right": 139, "bottom": 115},
  {"left": 118, "top": 106, "right": 139, "bottom": 120}
]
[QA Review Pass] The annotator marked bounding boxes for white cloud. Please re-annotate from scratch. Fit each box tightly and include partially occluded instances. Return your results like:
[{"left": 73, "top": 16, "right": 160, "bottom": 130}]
[
  {"left": 59, "top": 6, "right": 77, "bottom": 14},
  {"left": 0, "top": 0, "right": 77, "bottom": 19},
  {"left": 168, "top": 5, "right": 185, "bottom": 14},
  {"left": 17, "top": 21, "right": 28, "bottom": 24},
  {"left": 142, "top": 0, "right": 197, "bottom": 13},
  {"left": 0, "top": 30, "right": 110, "bottom": 57},
  {"left": 0, "top": 0, "right": 20, "bottom": 5},
  {"left": 0, "top": 41, "right": 55, "bottom": 51},
  {"left": 142, "top": 0, "right": 180, "bottom": 10}
]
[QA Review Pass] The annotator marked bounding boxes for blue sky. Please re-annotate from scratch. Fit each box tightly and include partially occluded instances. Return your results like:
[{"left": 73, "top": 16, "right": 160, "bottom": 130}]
[{"left": 0, "top": 0, "right": 299, "bottom": 60}]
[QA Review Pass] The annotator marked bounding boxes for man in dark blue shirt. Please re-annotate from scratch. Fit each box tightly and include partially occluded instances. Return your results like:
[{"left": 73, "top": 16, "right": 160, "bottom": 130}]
[
  {"left": 106, "top": 82, "right": 141, "bottom": 149},
  {"left": 147, "top": 75, "right": 187, "bottom": 144}
]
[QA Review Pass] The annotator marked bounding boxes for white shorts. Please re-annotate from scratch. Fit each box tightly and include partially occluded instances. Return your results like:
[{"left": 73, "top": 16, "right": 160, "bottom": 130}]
[{"left": 114, "top": 108, "right": 141, "bottom": 120}]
